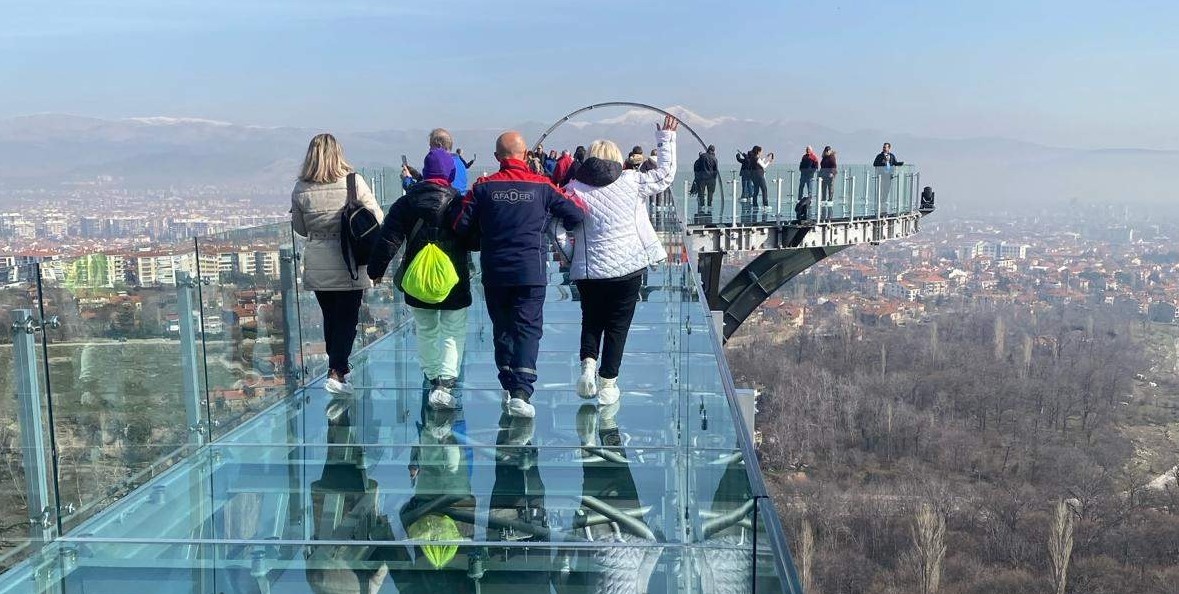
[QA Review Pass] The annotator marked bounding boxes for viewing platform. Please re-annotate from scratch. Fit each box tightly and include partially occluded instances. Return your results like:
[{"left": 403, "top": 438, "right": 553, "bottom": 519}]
[{"left": 0, "top": 194, "right": 801, "bottom": 593}]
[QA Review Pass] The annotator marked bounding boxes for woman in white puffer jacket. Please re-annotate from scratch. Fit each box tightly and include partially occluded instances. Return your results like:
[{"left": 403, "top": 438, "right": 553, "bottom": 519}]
[{"left": 564, "top": 115, "right": 678, "bottom": 405}]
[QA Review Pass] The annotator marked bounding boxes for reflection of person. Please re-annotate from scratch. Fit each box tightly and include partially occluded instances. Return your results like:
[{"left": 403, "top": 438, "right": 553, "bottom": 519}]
[
  {"left": 389, "top": 386, "right": 477, "bottom": 592},
  {"left": 873, "top": 142, "right": 904, "bottom": 208},
  {"left": 367, "top": 148, "right": 473, "bottom": 410},
  {"left": 449, "top": 131, "right": 587, "bottom": 418},
  {"left": 565, "top": 402, "right": 664, "bottom": 593},
  {"left": 481, "top": 411, "right": 551, "bottom": 591},
  {"left": 305, "top": 389, "right": 393, "bottom": 594},
  {"left": 565, "top": 116, "right": 677, "bottom": 405},
  {"left": 699, "top": 451, "right": 760, "bottom": 592},
  {"left": 291, "top": 133, "right": 384, "bottom": 395}
]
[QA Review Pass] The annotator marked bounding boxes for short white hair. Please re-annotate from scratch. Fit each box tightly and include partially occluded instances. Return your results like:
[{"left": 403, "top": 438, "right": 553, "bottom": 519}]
[
  {"left": 429, "top": 128, "right": 453, "bottom": 150},
  {"left": 588, "top": 139, "right": 623, "bottom": 165}
]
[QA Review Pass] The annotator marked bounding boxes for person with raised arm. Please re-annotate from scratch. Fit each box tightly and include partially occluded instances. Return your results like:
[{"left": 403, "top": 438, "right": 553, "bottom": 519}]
[{"left": 565, "top": 115, "right": 678, "bottom": 405}]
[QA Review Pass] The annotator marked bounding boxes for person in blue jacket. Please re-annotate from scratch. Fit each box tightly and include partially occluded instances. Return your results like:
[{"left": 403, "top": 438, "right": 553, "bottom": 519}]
[
  {"left": 401, "top": 128, "right": 470, "bottom": 194},
  {"left": 449, "top": 131, "right": 587, "bottom": 418}
]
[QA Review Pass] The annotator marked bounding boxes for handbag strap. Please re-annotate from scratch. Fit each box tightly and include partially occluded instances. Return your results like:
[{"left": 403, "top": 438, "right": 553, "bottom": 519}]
[{"left": 346, "top": 172, "right": 359, "bottom": 206}]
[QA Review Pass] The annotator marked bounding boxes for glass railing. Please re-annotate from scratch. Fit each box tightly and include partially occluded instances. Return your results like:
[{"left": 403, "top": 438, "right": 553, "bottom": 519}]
[
  {"left": 0, "top": 177, "right": 802, "bottom": 592},
  {"left": 676, "top": 164, "right": 921, "bottom": 226}
]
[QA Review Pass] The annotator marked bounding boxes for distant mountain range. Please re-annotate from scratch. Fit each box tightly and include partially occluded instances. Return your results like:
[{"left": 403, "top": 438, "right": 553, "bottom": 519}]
[{"left": 1, "top": 107, "right": 1175, "bottom": 211}]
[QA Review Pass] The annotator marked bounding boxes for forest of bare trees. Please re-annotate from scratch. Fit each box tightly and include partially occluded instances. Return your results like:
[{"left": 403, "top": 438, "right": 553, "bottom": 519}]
[{"left": 731, "top": 305, "right": 1179, "bottom": 594}]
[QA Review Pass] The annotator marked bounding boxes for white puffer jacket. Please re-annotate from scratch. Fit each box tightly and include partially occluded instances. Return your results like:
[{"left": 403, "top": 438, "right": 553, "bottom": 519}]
[{"left": 565, "top": 130, "right": 675, "bottom": 281}]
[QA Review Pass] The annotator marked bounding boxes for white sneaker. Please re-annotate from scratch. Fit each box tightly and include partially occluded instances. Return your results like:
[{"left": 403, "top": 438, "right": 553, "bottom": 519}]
[
  {"left": 325, "top": 377, "right": 353, "bottom": 395},
  {"left": 597, "top": 376, "right": 620, "bottom": 406},
  {"left": 505, "top": 390, "right": 535, "bottom": 419},
  {"left": 577, "top": 358, "right": 598, "bottom": 399}
]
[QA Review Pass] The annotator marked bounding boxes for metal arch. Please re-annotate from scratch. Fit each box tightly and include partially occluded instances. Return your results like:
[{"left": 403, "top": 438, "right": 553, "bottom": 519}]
[
  {"left": 534, "top": 102, "right": 713, "bottom": 152},
  {"left": 717, "top": 246, "right": 848, "bottom": 340},
  {"left": 534, "top": 101, "right": 728, "bottom": 228}
]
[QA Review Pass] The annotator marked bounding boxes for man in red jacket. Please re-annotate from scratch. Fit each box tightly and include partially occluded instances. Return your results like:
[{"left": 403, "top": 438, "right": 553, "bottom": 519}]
[
  {"left": 551, "top": 150, "right": 574, "bottom": 186},
  {"left": 450, "top": 131, "right": 587, "bottom": 418}
]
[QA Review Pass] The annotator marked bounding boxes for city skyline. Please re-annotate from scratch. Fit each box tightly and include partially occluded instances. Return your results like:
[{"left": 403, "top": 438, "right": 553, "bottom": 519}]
[{"left": 2, "top": 0, "right": 1177, "bottom": 150}]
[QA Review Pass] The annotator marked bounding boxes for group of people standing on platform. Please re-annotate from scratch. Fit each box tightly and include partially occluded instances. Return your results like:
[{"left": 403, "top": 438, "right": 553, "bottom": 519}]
[
  {"left": 290, "top": 116, "right": 680, "bottom": 421},
  {"left": 690, "top": 141, "right": 903, "bottom": 222}
]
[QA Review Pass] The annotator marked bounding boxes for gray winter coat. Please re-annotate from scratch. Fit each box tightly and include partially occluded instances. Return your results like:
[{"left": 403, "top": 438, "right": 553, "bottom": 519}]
[{"left": 291, "top": 174, "right": 384, "bottom": 291}]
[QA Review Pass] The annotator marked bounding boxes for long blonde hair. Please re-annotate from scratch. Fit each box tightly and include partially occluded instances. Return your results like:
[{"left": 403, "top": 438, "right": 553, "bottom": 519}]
[{"left": 299, "top": 133, "right": 353, "bottom": 183}]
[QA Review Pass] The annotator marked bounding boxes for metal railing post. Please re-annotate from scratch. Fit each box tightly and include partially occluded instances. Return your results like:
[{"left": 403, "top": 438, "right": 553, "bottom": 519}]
[
  {"left": 914, "top": 171, "right": 921, "bottom": 214},
  {"left": 11, "top": 309, "right": 55, "bottom": 546},
  {"left": 816, "top": 177, "right": 824, "bottom": 225},
  {"left": 731, "top": 177, "right": 739, "bottom": 229},
  {"left": 876, "top": 172, "right": 883, "bottom": 220},
  {"left": 279, "top": 247, "right": 302, "bottom": 392},
  {"left": 849, "top": 172, "right": 857, "bottom": 219},
  {"left": 787, "top": 171, "right": 797, "bottom": 222},
  {"left": 775, "top": 178, "right": 783, "bottom": 223},
  {"left": 175, "top": 272, "right": 207, "bottom": 445}
]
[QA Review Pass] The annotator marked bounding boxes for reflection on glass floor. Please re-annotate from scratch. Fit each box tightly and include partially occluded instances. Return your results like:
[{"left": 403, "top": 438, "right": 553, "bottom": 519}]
[{"left": 1, "top": 262, "right": 798, "bottom": 593}]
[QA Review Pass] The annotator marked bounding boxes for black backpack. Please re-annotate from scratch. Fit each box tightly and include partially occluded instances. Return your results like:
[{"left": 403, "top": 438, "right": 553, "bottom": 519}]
[{"left": 339, "top": 173, "right": 380, "bottom": 280}]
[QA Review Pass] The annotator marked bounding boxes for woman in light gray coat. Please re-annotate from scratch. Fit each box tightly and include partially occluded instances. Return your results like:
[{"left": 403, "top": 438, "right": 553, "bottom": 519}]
[{"left": 291, "top": 133, "right": 383, "bottom": 394}]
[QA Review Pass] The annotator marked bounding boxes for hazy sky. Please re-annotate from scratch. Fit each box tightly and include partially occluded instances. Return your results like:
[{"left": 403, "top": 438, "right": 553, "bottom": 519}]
[{"left": 2, "top": 0, "right": 1177, "bottom": 149}]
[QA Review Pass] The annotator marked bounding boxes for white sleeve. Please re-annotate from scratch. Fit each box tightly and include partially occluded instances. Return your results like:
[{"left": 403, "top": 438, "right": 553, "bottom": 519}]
[{"left": 635, "top": 130, "right": 677, "bottom": 197}]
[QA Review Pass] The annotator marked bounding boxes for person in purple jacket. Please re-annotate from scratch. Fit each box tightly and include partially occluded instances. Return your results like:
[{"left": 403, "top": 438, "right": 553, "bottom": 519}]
[{"left": 449, "top": 131, "right": 587, "bottom": 418}]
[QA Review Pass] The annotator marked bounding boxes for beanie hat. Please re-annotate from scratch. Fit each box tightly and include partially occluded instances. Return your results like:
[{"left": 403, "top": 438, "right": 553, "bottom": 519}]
[
  {"left": 629, "top": 145, "right": 643, "bottom": 156},
  {"left": 422, "top": 148, "right": 456, "bottom": 183}
]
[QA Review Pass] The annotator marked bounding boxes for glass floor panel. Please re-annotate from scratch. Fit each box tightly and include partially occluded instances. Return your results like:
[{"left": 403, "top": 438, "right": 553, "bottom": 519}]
[{"left": 0, "top": 260, "right": 799, "bottom": 592}]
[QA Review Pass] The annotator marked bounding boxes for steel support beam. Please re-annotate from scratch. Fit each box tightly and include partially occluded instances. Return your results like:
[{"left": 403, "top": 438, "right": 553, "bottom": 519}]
[{"left": 715, "top": 246, "right": 847, "bottom": 340}]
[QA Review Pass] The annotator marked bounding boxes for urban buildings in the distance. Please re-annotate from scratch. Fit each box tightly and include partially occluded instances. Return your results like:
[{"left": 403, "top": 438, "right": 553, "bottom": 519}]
[{"left": 0, "top": 181, "right": 288, "bottom": 284}]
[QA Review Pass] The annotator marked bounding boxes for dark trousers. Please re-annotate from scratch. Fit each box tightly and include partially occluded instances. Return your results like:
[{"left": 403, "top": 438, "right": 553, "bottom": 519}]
[
  {"left": 314, "top": 290, "right": 363, "bottom": 375},
  {"left": 750, "top": 173, "right": 769, "bottom": 206},
  {"left": 576, "top": 274, "right": 643, "bottom": 379},
  {"left": 484, "top": 285, "right": 546, "bottom": 396},
  {"left": 696, "top": 178, "right": 716, "bottom": 208}
]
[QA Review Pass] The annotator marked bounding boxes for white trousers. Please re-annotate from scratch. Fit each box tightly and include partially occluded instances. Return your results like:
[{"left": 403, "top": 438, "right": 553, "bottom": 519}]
[{"left": 412, "top": 307, "right": 468, "bottom": 381}]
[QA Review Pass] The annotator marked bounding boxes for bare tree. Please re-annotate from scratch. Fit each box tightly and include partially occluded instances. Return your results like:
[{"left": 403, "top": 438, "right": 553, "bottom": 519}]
[
  {"left": 1049, "top": 499, "right": 1075, "bottom": 594},
  {"left": 912, "top": 503, "right": 946, "bottom": 594},
  {"left": 800, "top": 517, "right": 817, "bottom": 594}
]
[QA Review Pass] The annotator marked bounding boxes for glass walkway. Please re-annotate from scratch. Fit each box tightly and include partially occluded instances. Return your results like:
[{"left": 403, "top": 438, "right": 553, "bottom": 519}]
[{"left": 0, "top": 182, "right": 802, "bottom": 592}]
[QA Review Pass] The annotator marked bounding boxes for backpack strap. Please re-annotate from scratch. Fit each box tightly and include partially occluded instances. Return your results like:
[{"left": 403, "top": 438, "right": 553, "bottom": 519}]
[
  {"left": 406, "top": 189, "right": 456, "bottom": 249},
  {"left": 342, "top": 173, "right": 360, "bottom": 280}
]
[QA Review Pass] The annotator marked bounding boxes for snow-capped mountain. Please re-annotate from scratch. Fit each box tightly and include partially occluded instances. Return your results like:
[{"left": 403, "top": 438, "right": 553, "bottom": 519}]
[
  {"left": 0, "top": 109, "right": 1174, "bottom": 210},
  {"left": 596, "top": 105, "right": 741, "bottom": 129}
]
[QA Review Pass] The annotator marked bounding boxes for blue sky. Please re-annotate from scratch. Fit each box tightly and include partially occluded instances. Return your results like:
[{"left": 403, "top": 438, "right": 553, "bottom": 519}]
[{"left": 2, "top": 0, "right": 1177, "bottom": 149}]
